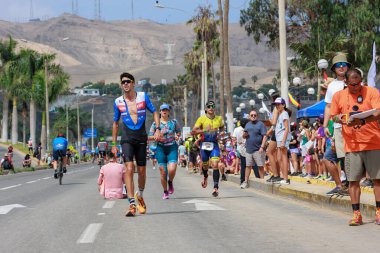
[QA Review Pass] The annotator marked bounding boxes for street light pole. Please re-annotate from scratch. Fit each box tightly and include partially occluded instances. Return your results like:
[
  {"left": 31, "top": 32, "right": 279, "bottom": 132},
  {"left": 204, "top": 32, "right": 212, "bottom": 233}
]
[
  {"left": 184, "top": 86, "right": 188, "bottom": 126},
  {"left": 66, "top": 104, "right": 69, "bottom": 141},
  {"left": 77, "top": 96, "right": 81, "bottom": 163},
  {"left": 91, "top": 104, "right": 94, "bottom": 152},
  {"left": 44, "top": 59, "right": 50, "bottom": 151},
  {"left": 278, "top": 0, "right": 289, "bottom": 106},
  {"left": 201, "top": 59, "right": 205, "bottom": 115},
  {"left": 204, "top": 41, "right": 208, "bottom": 105}
]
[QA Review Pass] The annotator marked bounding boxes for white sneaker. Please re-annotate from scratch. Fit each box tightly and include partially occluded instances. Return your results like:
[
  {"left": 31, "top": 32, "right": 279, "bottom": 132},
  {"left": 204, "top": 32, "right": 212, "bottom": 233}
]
[
  {"left": 240, "top": 181, "right": 248, "bottom": 189},
  {"left": 340, "top": 171, "right": 346, "bottom": 182},
  {"left": 279, "top": 179, "right": 290, "bottom": 185}
]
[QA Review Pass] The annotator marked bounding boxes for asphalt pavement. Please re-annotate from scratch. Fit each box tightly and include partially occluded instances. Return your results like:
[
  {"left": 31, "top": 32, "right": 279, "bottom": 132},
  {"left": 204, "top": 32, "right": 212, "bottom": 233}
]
[
  {"left": 0, "top": 144, "right": 25, "bottom": 168},
  {"left": 0, "top": 162, "right": 379, "bottom": 253}
]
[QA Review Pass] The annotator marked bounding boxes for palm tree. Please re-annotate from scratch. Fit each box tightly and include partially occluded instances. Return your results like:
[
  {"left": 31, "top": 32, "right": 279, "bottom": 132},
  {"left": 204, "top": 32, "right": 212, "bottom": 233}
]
[{"left": 0, "top": 37, "right": 17, "bottom": 143}]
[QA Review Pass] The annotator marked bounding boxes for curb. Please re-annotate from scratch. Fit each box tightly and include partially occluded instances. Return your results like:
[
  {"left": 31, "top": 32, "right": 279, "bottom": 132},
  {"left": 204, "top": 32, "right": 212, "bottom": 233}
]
[{"left": 190, "top": 169, "right": 377, "bottom": 219}]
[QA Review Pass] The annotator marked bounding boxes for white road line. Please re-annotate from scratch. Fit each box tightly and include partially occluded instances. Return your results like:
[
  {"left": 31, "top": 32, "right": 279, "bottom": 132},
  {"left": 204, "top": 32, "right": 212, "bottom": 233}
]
[
  {"left": 98, "top": 213, "right": 106, "bottom": 216},
  {"left": 77, "top": 223, "right": 103, "bottom": 244},
  {"left": 42, "top": 177, "right": 51, "bottom": 180},
  {"left": 26, "top": 180, "right": 39, "bottom": 184},
  {"left": 102, "top": 201, "right": 115, "bottom": 209},
  {"left": 0, "top": 184, "right": 22, "bottom": 190}
]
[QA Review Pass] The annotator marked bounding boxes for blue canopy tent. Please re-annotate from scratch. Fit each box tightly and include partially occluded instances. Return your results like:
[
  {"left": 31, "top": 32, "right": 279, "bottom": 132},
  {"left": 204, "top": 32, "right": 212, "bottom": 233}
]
[{"left": 296, "top": 99, "right": 326, "bottom": 118}]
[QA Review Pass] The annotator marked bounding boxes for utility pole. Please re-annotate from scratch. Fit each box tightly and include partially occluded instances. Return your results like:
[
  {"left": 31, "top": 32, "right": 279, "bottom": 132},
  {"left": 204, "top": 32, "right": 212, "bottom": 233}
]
[
  {"left": 77, "top": 96, "right": 81, "bottom": 163},
  {"left": 91, "top": 104, "right": 94, "bottom": 152},
  {"left": 278, "top": 0, "right": 289, "bottom": 106},
  {"left": 184, "top": 86, "right": 188, "bottom": 127},
  {"left": 201, "top": 59, "right": 205, "bottom": 115},
  {"left": 44, "top": 59, "right": 50, "bottom": 151},
  {"left": 66, "top": 104, "right": 69, "bottom": 141}
]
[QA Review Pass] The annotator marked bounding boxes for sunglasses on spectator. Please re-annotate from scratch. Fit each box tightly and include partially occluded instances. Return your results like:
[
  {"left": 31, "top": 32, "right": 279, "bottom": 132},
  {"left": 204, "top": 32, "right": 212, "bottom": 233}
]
[
  {"left": 334, "top": 62, "right": 348, "bottom": 68},
  {"left": 121, "top": 79, "right": 133, "bottom": 84},
  {"left": 207, "top": 105, "right": 215, "bottom": 109},
  {"left": 347, "top": 82, "right": 361, "bottom": 87},
  {"left": 250, "top": 114, "right": 257, "bottom": 117}
]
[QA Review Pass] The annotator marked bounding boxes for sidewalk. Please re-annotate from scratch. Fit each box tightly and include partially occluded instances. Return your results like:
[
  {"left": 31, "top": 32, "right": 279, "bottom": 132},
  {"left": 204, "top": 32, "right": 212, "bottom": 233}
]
[{"left": 196, "top": 169, "right": 377, "bottom": 219}]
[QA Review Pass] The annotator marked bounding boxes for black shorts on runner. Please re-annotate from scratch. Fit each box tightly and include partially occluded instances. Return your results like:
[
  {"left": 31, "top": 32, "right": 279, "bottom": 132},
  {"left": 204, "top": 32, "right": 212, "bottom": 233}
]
[
  {"left": 189, "top": 152, "right": 198, "bottom": 165},
  {"left": 270, "top": 132, "right": 276, "bottom": 142},
  {"left": 121, "top": 142, "right": 147, "bottom": 166}
]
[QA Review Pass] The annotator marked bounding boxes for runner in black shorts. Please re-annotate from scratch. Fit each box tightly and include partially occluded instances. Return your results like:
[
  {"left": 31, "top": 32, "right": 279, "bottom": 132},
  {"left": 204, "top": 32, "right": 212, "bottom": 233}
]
[{"left": 112, "top": 72, "right": 161, "bottom": 217}]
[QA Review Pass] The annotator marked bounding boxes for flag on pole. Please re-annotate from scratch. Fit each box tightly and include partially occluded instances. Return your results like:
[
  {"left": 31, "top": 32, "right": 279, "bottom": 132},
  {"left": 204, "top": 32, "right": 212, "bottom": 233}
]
[
  {"left": 368, "top": 42, "right": 376, "bottom": 87},
  {"left": 288, "top": 92, "right": 301, "bottom": 108}
]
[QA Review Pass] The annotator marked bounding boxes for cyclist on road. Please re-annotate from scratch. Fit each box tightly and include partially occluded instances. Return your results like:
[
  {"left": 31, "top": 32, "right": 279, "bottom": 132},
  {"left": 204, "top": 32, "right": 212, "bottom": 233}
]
[
  {"left": 149, "top": 104, "right": 181, "bottom": 200},
  {"left": 192, "top": 100, "right": 225, "bottom": 197},
  {"left": 112, "top": 72, "right": 161, "bottom": 217},
  {"left": 97, "top": 137, "right": 108, "bottom": 165},
  {"left": 52, "top": 133, "right": 68, "bottom": 179}
]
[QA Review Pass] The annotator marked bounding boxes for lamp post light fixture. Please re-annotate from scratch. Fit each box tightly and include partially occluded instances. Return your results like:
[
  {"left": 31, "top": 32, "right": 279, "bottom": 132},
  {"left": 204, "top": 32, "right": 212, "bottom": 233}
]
[
  {"left": 307, "top": 87, "right": 315, "bottom": 100},
  {"left": 293, "top": 77, "right": 301, "bottom": 104},
  {"left": 268, "top": 89, "right": 276, "bottom": 96},
  {"left": 257, "top": 93, "right": 264, "bottom": 100},
  {"left": 236, "top": 106, "right": 241, "bottom": 120},
  {"left": 317, "top": 59, "right": 328, "bottom": 102},
  {"left": 249, "top": 99, "right": 255, "bottom": 109}
]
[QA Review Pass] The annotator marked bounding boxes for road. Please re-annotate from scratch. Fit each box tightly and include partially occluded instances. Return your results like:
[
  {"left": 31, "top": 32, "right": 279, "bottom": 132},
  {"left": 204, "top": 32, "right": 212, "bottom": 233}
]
[
  {"left": 0, "top": 162, "right": 378, "bottom": 253},
  {"left": 0, "top": 145, "right": 24, "bottom": 168}
]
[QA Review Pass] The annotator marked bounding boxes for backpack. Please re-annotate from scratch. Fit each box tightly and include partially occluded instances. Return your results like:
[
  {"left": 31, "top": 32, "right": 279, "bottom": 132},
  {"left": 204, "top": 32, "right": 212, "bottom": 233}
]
[{"left": 2, "top": 158, "right": 11, "bottom": 170}]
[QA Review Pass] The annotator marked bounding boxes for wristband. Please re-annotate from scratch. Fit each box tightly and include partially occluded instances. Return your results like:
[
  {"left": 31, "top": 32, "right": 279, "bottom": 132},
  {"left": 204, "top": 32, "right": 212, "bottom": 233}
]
[{"left": 111, "top": 141, "right": 117, "bottom": 146}]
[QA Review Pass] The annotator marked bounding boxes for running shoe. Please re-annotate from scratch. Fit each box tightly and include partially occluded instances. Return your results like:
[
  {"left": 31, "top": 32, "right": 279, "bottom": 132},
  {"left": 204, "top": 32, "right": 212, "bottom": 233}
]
[
  {"left": 266, "top": 175, "right": 275, "bottom": 182},
  {"left": 162, "top": 191, "right": 169, "bottom": 200},
  {"left": 279, "top": 179, "right": 290, "bottom": 185},
  {"left": 326, "top": 187, "right": 341, "bottom": 196},
  {"left": 273, "top": 177, "right": 284, "bottom": 184},
  {"left": 337, "top": 187, "right": 349, "bottom": 196},
  {"left": 53, "top": 170, "right": 58, "bottom": 179},
  {"left": 349, "top": 210, "right": 363, "bottom": 226},
  {"left": 201, "top": 176, "right": 208, "bottom": 188},
  {"left": 212, "top": 188, "right": 219, "bottom": 197},
  {"left": 125, "top": 204, "right": 137, "bottom": 217},
  {"left": 134, "top": 192, "right": 147, "bottom": 214},
  {"left": 375, "top": 208, "right": 380, "bottom": 225},
  {"left": 168, "top": 182, "right": 174, "bottom": 194},
  {"left": 221, "top": 174, "right": 227, "bottom": 181},
  {"left": 240, "top": 181, "right": 248, "bottom": 189},
  {"left": 63, "top": 167, "right": 67, "bottom": 173},
  {"left": 360, "top": 178, "right": 373, "bottom": 188}
]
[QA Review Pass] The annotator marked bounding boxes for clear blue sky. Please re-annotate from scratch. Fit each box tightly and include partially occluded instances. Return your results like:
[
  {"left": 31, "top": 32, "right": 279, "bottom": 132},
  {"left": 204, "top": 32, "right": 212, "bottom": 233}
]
[{"left": 1, "top": 0, "right": 250, "bottom": 23}]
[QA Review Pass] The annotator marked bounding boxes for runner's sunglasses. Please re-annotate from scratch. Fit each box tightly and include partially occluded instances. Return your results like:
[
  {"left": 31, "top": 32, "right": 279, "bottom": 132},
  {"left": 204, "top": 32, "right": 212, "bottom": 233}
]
[
  {"left": 206, "top": 104, "right": 215, "bottom": 109},
  {"left": 334, "top": 62, "right": 348, "bottom": 68},
  {"left": 121, "top": 79, "right": 133, "bottom": 84}
]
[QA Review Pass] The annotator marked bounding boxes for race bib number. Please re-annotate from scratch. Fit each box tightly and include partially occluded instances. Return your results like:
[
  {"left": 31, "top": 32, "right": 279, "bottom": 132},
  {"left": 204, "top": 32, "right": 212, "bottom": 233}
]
[{"left": 201, "top": 142, "right": 214, "bottom": 151}]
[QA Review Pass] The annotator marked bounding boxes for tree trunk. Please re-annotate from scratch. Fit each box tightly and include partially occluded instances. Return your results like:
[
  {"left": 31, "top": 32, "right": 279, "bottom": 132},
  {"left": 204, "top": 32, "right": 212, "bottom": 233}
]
[
  {"left": 1, "top": 94, "right": 9, "bottom": 142},
  {"left": 40, "top": 111, "right": 46, "bottom": 157},
  {"left": 29, "top": 99, "right": 36, "bottom": 148},
  {"left": 223, "top": 0, "right": 233, "bottom": 132},
  {"left": 11, "top": 96, "right": 18, "bottom": 144},
  {"left": 211, "top": 59, "right": 216, "bottom": 102},
  {"left": 217, "top": 0, "right": 225, "bottom": 118},
  {"left": 22, "top": 102, "right": 27, "bottom": 147}
]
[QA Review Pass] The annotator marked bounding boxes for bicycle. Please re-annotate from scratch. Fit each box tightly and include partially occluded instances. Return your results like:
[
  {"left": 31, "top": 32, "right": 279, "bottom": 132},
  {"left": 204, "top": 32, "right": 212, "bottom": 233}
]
[
  {"left": 56, "top": 150, "right": 65, "bottom": 185},
  {"left": 98, "top": 151, "right": 106, "bottom": 169}
]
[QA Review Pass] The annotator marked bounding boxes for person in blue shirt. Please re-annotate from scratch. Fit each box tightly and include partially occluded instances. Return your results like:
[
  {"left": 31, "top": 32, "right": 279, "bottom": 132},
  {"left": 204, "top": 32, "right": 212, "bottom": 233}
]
[
  {"left": 52, "top": 133, "right": 68, "bottom": 179},
  {"left": 149, "top": 104, "right": 181, "bottom": 200}
]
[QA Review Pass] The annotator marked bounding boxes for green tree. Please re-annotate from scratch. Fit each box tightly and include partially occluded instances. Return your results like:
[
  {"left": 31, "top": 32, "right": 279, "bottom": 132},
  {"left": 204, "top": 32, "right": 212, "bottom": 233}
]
[
  {"left": 240, "top": 0, "right": 380, "bottom": 73},
  {"left": 251, "top": 75, "right": 258, "bottom": 85},
  {"left": 240, "top": 78, "right": 247, "bottom": 86},
  {"left": 0, "top": 37, "right": 17, "bottom": 143}
]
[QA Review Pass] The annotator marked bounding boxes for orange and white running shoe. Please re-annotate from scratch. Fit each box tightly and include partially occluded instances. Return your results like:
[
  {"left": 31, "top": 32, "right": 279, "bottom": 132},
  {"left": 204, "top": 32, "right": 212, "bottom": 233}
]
[
  {"left": 134, "top": 191, "right": 147, "bottom": 214},
  {"left": 375, "top": 208, "right": 380, "bottom": 225},
  {"left": 349, "top": 210, "right": 363, "bottom": 226},
  {"left": 125, "top": 204, "right": 136, "bottom": 217}
]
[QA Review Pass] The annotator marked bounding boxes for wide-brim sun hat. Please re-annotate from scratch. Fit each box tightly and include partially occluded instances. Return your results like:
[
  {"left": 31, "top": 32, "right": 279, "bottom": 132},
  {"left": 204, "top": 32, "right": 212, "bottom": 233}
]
[{"left": 331, "top": 53, "right": 351, "bottom": 71}]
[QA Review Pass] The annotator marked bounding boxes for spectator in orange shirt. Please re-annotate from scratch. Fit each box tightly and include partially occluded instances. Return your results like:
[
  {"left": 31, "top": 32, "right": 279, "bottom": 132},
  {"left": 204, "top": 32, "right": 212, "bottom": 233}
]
[{"left": 330, "top": 68, "right": 380, "bottom": 226}]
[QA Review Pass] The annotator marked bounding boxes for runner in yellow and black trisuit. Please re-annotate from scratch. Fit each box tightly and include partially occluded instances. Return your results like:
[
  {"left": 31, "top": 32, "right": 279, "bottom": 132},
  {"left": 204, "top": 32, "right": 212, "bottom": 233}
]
[{"left": 192, "top": 100, "right": 225, "bottom": 197}]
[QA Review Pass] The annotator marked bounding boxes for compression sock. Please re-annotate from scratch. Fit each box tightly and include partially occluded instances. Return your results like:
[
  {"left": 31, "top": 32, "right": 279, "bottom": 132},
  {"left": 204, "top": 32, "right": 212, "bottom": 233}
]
[
  {"left": 213, "top": 169, "right": 220, "bottom": 189},
  {"left": 202, "top": 169, "right": 208, "bottom": 178},
  {"left": 129, "top": 198, "right": 136, "bottom": 206},
  {"left": 376, "top": 202, "right": 380, "bottom": 208},
  {"left": 352, "top": 203, "right": 360, "bottom": 211},
  {"left": 138, "top": 188, "right": 144, "bottom": 198}
]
